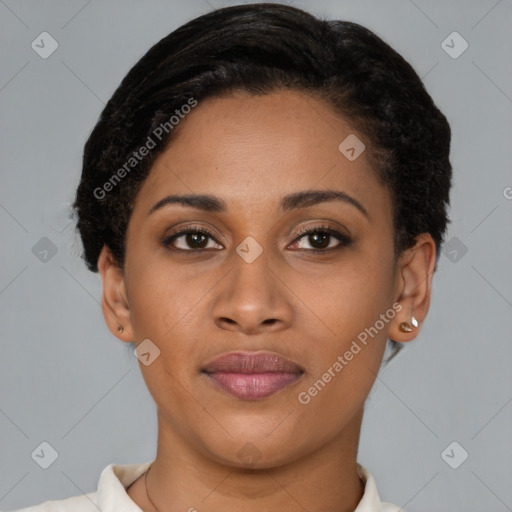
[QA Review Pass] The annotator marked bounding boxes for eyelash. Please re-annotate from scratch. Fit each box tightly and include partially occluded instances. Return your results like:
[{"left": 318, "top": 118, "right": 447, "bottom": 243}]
[
  {"left": 162, "top": 223, "right": 352, "bottom": 254},
  {"left": 292, "top": 224, "right": 353, "bottom": 253}
]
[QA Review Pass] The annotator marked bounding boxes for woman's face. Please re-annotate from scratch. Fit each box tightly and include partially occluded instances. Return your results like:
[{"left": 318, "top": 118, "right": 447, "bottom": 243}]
[{"left": 106, "top": 90, "right": 412, "bottom": 467}]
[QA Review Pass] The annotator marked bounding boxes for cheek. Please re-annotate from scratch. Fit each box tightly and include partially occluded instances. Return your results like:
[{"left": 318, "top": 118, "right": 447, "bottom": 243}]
[
  {"left": 288, "top": 249, "right": 394, "bottom": 410},
  {"left": 293, "top": 254, "right": 394, "bottom": 341},
  {"left": 291, "top": 264, "right": 390, "bottom": 425},
  {"left": 125, "top": 254, "right": 229, "bottom": 369},
  {"left": 125, "top": 263, "right": 205, "bottom": 405},
  {"left": 126, "top": 255, "right": 196, "bottom": 334}
]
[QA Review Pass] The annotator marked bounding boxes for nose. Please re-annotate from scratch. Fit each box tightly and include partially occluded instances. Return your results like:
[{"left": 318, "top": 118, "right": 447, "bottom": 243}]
[{"left": 212, "top": 249, "right": 294, "bottom": 335}]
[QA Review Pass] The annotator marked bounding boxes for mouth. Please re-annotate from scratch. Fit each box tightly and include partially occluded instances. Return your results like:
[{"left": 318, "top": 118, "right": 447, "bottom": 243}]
[{"left": 201, "top": 351, "right": 304, "bottom": 400}]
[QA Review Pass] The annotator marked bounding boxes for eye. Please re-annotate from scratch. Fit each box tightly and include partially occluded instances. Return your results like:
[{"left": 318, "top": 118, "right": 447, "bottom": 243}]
[
  {"left": 162, "top": 223, "right": 352, "bottom": 253},
  {"left": 162, "top": 225, "right": 223, "bottom": 251},
  {"left": 289, "top": 224, "right": 353, "bottom": 253}
]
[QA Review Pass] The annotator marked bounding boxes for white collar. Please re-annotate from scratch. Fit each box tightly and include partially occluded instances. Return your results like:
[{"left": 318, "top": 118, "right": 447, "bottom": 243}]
[{"left": 95, "top": 461, "right": 401, "bottom": 512}]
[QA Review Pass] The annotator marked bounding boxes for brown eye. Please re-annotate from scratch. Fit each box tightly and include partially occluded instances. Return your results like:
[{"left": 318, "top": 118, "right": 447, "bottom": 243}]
[
  {"left": 162, "top": 227, "right": 223, "bottom": 251},
  {"left": 289, "top": 226, "right": 352, "bottom": 253}
]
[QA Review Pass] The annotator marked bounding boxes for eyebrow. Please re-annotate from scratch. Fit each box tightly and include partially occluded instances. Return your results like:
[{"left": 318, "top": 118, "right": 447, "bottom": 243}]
[{"left": 147, "top": 189, "right": 369, "bottom": 220}]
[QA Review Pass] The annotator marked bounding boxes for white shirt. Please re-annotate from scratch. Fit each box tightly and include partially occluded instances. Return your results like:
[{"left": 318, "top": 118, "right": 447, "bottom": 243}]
[{"left": 12, "top": 462, "right": 404, "bottom": 511}]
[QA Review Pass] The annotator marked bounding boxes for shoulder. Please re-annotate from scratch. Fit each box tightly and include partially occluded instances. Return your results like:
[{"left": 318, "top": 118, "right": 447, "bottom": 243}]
[
  {"left": 356, "top": 464, "right": 405, "bottom": 512},
  {"left": 9, "top": 492, "right": 98, "bottom": 512},
  {"left": 381, "top": 503, "right": 405, "bottom": 512},
  {"left": 9, "top": 461, "right": 151, "bottom": 512}
]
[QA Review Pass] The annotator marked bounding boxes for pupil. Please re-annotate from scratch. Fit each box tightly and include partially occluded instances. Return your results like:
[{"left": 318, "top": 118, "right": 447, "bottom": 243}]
[
  {"left": 311, "top": 232, "right": 329, "bottom": 248},
  {"left": 187, "top": 233, "right": 207, "bottom": 248}
]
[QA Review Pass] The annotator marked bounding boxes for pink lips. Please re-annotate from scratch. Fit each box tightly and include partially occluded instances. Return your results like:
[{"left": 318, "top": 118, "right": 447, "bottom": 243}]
[{"left": 202, "top": 351, "right": 304, "bottom": 400}]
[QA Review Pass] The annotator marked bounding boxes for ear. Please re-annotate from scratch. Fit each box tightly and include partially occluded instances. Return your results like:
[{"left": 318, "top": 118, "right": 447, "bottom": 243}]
[
  {"left": 389, "top": 233, "right": 437, "bottom": 343},
  {"left": 97, "top": 245, "right": 134, "bottom": 342}
]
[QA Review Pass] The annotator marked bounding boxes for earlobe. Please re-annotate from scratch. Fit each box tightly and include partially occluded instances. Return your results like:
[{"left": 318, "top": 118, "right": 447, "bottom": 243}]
[
  {"left": 97, "top": 245, "right": 133, "bottom": 342},
  {"left": 389, "top": 233, "right": 437, "bottom": 343}
]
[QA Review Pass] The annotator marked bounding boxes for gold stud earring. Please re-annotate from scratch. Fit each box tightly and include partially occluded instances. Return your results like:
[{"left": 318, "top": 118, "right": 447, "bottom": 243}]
[
  {"left": 399, "top": 322, "right": 412, "bottom": 333},
  {"left": 399, "top": 316, "right": 418, "bottom": 333},
  {"left": 117, "top": 326, "right": 124, "bottom": 333}
]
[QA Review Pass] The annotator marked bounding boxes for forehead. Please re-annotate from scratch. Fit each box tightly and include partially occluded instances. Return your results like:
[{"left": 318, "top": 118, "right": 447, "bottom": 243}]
[{"left": 134, "top": 90, "right": 391, "bottom": 220}]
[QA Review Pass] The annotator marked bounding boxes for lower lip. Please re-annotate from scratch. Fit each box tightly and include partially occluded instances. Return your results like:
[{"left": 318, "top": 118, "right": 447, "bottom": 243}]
[{"left": 204, "top": 372, "right": 302, "bottom": 400}]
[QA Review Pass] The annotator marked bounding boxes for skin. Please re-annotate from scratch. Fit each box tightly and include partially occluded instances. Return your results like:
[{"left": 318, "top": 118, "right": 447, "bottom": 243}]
[{"left": 97, "top": 90, "right": 436, "bottom": 512}]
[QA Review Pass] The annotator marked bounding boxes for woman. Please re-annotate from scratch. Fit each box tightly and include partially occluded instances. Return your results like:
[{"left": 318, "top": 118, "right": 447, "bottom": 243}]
[{"left": 15, "top": 3, "right": 451, "bottom": 511}]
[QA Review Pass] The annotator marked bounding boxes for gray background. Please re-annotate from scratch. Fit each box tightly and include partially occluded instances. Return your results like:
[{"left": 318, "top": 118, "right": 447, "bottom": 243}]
[{"left": 1, "top": 0, "right": 511, "bottom": 510}]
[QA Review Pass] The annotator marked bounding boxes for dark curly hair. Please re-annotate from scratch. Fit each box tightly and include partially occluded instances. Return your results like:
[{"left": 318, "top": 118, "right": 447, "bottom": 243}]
[{"left": 72, "top": 3, "right": 452, "bottom": 358}]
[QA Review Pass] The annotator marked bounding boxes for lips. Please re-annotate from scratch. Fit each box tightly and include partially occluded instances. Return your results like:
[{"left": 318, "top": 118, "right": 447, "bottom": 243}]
[
  {"left": 202, "top": 351, "right": 304, "bottom": 400},
  {"left": 203, "top": 351, "right": 303, "bottom": 374}
]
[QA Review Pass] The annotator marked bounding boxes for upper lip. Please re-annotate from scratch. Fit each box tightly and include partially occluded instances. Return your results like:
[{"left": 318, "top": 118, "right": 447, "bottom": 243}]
[{"left": 202, "top": 351, "right": 304, "bottom": 374}]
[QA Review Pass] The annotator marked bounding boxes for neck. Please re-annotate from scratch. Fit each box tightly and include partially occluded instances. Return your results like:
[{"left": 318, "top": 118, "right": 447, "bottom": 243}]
[{"left": 140, "top": 408, "right": 365, "bottom": 512}]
